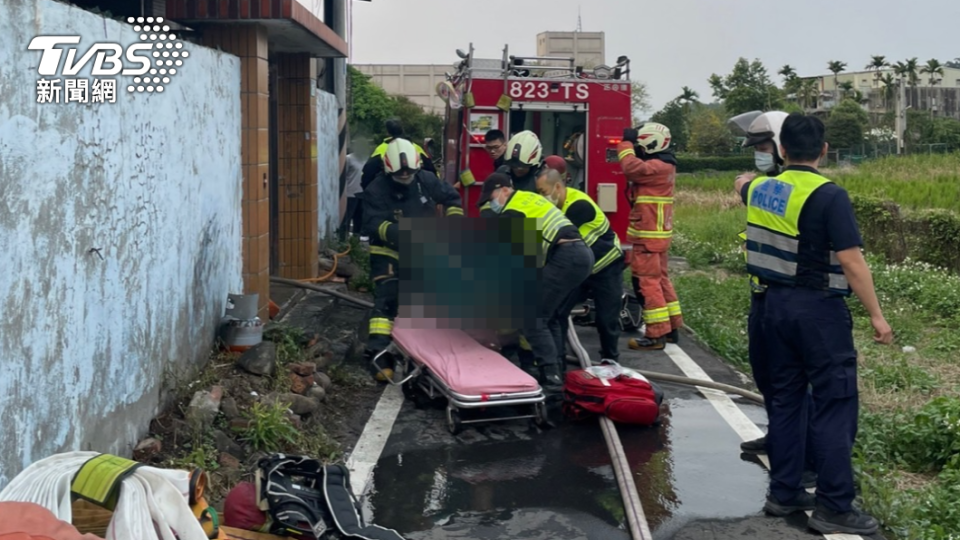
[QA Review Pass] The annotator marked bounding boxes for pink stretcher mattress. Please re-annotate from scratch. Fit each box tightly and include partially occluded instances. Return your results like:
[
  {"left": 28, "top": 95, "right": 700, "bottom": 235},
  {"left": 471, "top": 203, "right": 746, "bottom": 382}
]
[{"left": 392, "top": 318, "right": 540, "bottom": 396}]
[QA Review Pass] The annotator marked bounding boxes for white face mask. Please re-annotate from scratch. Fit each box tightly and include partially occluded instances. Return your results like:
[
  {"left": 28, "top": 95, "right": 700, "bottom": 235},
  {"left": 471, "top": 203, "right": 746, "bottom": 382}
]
[
  {"left": 754, "top": 151, "right": 776, "bottom": 173},
  {"left": 489, "top": 196, "right": 504, "bottom": 213}
]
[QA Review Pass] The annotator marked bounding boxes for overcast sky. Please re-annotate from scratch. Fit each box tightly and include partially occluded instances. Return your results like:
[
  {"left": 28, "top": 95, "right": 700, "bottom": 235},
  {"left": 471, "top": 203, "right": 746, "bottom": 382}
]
[{"left": 349, "top": 0, "right": 958, "bottom": 113}]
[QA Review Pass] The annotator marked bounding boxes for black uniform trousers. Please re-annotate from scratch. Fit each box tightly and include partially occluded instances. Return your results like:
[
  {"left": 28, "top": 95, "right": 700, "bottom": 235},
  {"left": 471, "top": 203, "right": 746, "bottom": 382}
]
[
  {"left": 558, "top": 255, "right": 625, "bottom": 363},
  {"left": 365, "top": 254, "right": 399, "bottom": 353},
  {"left": 748, "top": 291, "right": 816, "bottom": 474},
  {"left": 761, "top": 286, "right": 859, "bottom": 512},
  {"left": 523, "top": 241, "right": 594, "bottom": 369}
]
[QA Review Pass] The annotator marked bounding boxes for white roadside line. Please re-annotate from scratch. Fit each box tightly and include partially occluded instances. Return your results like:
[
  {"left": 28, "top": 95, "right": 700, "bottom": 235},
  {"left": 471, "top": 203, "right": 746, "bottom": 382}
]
[
  {"left": 344, "top": 384, "right": 405, "bottom": 498},
  {"left": 663, "top": 343, "right": 865, "bottom": 540}
]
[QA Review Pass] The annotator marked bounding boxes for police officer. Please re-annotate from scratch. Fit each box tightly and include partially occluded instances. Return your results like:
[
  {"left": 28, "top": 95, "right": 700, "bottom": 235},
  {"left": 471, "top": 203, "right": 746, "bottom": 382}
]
[
  {"left": 736, "top": 113, "right": 892, "bottom": 534},
  {"left": 477, "top": 173, "right": 594, "bottom": 388},
  {"left": 731, "top": 111, "right": 817, "bottom": 489},
  {"left": 361, "top": 138, "right": 463, "bottom": 381},
  {"left": 536, "top": 168, "right": 625, "bottom": 363}
]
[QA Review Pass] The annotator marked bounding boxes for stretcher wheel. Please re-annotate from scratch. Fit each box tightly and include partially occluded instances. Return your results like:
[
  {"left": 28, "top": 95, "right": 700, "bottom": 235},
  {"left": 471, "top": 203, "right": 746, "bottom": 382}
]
[
  {"left": 446, "top": 406, "right": 462, "bottom": 435},
  {"left": 533, "top": 402, "right": 550, "bottom": 428}
]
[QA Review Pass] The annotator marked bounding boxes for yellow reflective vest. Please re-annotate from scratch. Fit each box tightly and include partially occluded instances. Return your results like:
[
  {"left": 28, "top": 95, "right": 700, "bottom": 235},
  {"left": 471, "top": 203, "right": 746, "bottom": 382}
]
[
  {"left": 745, "top": 170, "right": 851, "bottom": 296},
  {"left": 560, "top": 187, "right": 623, "bottom": 274},
  {"left": 501, "top": 191, "right": 578, "bottom": 266}
]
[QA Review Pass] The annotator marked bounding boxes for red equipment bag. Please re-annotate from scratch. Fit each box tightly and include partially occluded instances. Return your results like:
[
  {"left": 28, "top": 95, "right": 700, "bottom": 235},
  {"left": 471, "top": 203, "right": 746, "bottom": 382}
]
[{"left": 562, "top": 362, "right": 664, "bottom": 426}]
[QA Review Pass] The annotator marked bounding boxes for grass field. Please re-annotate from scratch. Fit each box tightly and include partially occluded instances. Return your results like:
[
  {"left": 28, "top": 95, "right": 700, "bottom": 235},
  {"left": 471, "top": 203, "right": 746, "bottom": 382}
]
[{"left": 668, "top": 153, "right": 960, "bottom": 540}]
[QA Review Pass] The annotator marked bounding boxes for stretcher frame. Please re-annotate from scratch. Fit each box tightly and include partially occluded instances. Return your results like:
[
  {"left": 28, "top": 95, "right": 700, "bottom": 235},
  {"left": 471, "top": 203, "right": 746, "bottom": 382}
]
[{"left": 372, "top": 340, "right": 549, "bottom": 435}]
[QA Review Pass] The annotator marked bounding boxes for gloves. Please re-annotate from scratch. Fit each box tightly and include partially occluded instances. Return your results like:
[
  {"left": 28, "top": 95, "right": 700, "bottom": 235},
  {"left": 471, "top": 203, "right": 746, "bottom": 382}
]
[{"left": 622, "top": 128, "right": 639, "bottom": 144}]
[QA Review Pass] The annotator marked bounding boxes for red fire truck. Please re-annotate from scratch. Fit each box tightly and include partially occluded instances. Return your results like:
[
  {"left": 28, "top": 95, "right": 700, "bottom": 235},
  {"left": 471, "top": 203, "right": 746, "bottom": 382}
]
[{"left": 435, "top": 43, "right": 635, "bottom": 246}]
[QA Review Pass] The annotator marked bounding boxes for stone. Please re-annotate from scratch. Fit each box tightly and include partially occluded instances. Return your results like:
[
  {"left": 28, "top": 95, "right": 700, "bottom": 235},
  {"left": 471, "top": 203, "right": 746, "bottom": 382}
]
[
  {"left": 314, "top": 372, "right": 332, "bottom": 391},
  {"left": 237, "top": 341, "right": 277, "bottom": 376},
  {"left": 335, "top": 259, "right": 359, "bottom": 279},
  {"left": 272, "top": 392, "right": 319, "bottom": 416},
  {"left": 213, "top": 429, "right": 245, "bottom": 458},
  {"left": 289, "top": 372, "right": 314, "bottom": 395},
  {"left": 219, "top": 453, "right": 241, "bottom": 470},
  {"left": 133, "top": 438, "right": 162, "bottom": 461},
  {"left": 307, "top": 386, "right": 326, "bottom": 403},
  {"left": 220, "top": 396, "right": 241, "bottom": 420},
  {"left": 287, "top": 413, "right": 302, "bottom": 429},
  {"left": 289, "top": 362, "right": 317, "bottom": 377},
  {"left": 186, "top": 386, "right": 223, "bottom": 429}
]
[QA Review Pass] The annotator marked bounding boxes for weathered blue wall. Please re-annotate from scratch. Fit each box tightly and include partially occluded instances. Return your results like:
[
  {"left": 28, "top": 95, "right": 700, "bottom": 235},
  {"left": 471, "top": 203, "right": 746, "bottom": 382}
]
[{"left": 0, "top": 0, "right": 243, "bottom": 486}]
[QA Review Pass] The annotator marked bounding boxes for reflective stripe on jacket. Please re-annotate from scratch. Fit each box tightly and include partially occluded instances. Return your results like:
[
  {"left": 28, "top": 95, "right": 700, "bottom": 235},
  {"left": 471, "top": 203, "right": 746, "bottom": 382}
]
[
  {"left": 502, "top": 191, "right": 576, "bottom": 264},
  {"left": 561, "top": 187, "right": 623, "bottom": 274},
  {"left": 745, "top": 170, "right": 851, "bottom": 296},
  {"left": 616, "top": 142, "right": 676, "bottom": 250}
]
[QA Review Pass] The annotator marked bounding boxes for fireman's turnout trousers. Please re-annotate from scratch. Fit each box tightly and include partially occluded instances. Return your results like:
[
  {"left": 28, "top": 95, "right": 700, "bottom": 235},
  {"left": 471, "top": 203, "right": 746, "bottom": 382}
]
[
  {"left": 365, "top": 255, "right": 399, "bottom": 354},
  {"left": 630, "top": 246, "right": 682, "bottom": 339}
]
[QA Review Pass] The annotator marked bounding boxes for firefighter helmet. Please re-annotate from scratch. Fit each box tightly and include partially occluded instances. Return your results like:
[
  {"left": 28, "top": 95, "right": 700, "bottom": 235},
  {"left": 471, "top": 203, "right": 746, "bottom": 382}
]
[
  {"left": 635, "top": 122, "right": 672, "bottom": 154},
  {"left": 504, "top": 130, "right": 543, "bottom": 167},
  {"left": 382, "top": 138, "right": 421, "bottom": 175}
]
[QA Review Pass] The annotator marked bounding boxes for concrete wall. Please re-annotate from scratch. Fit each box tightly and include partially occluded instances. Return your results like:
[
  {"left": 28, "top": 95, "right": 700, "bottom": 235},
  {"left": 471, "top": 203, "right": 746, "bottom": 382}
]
[
  {"left": 0, "top": 0, "right": 243, "bottom": 486},
  {"left": 536, "top": 31, "right": 605, "bottom": 69},
  {"left": 353, "top": 64, "right": 450, "bottom": 115},
  {"left": 317, "top": 90, "right": 340, "bottom": 241}
]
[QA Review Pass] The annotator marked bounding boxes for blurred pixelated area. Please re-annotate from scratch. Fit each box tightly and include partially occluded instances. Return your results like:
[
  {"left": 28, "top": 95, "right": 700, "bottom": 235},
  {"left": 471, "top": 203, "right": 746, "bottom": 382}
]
[{"left": 398, "top": 218, "right": 542, "bottom": 330}]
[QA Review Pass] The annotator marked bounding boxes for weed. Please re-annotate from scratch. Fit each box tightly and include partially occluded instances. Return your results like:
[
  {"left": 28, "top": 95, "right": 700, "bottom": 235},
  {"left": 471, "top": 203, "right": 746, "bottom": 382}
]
[
  {"left": 327, "top": 364, "right": 371, "bottom": 389},
  {"left": 241, "top": 400, "right": 300, "bottom": 453},
  {"left": 168, "top": 434, "right": 220, "bottom": 472},
  {"left": 264, "top": 324, "right": 306, "bottom": 365},
  {"left": 299, "top": 424, "right": 342, "bottom": 463}
]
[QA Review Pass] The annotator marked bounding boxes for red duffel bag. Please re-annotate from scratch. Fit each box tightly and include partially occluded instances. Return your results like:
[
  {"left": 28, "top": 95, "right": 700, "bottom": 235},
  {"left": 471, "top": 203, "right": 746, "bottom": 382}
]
[{"left": 562, "top": 361, "right": 664, "bottom": 426}]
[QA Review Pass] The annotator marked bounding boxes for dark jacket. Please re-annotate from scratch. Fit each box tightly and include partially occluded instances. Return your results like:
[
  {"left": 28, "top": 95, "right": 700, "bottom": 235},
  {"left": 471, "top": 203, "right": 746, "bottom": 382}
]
[
  {"left": 496, "top": 163, "right": 542, "bottom": 194},
  {"left": 361, "top": 170, "right": 463, "bottom": 254}
]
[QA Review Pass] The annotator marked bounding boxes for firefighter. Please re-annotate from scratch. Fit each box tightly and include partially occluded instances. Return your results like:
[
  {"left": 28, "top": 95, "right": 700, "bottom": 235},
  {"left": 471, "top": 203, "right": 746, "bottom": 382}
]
[
  {"left": 737, "top": 113, "right": 891, "bottom": 533},
  {"left": 536, "top": 168, "right": 625, "bottom": 363},
  {"left": 495, "top": 130, "right": 544, "bottom": 192},
  {"left": 361, "top": 119, "right": 435, "bottom": 191},
  {"left": 732, "top": 111, "right": 818, "bottom": 491},
  {"left": 477, "top": 173, "right": 594, "bottom": 388},
  {"left": 616, "top": 123, "right": 682, "bottom": 350},
  {"left": 361, "top": 138, "right": 464, "bottom": 381}
]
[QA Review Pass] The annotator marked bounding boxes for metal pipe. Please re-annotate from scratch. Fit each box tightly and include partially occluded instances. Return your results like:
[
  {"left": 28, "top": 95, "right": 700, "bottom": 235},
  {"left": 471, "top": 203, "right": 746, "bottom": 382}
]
[
  {"left": 566, "top": 318, "right": 652, "bottom": 540},
  {"left": 269, "top": 277, "right": 374, "bottom": 309}
]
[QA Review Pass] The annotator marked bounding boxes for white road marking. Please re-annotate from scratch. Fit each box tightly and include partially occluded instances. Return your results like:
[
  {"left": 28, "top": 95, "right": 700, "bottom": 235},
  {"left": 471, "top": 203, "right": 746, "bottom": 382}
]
[
  {"left": 344, "top": 384, "right": 405, "bottom": 498},
  {"left": 663, "top": 343, "right": 865, "bottom": 540}
]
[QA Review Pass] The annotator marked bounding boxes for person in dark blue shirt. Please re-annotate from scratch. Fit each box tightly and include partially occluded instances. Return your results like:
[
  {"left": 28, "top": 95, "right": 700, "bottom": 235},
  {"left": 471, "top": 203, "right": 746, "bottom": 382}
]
[{"left": 735, "top": 113, "right": 892, "bottom": 535}]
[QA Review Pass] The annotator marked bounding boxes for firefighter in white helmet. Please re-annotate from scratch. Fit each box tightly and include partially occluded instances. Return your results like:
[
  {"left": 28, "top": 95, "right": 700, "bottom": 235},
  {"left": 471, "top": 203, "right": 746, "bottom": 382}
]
[
  {"left": 481, "top": 131, "right": 544, "bottom": 216},
  {"left": 617, "top": 122, "right": 683, "bottom": 350},
  {"left": 361, "top": 138, "right": 464, "bottom": 381}
]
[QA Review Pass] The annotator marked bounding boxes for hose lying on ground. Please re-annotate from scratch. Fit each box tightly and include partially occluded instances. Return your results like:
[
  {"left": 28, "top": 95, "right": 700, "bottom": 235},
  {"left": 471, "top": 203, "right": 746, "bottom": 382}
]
[
  {"left": 566, "top": 318, "right": 653, "bottom": 540},
  {"left": 270, "top": 277, "right": 374, "bottom": 309}
]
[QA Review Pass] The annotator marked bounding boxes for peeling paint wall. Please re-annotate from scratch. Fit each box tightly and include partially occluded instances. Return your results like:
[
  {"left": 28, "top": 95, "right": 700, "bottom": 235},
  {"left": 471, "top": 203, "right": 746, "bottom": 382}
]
[
  {"left": 0, "top": 0, "right": 243, "bottom": 486},
  {"left": 316, "top": 90, "right": 340, "bottom": 241}
]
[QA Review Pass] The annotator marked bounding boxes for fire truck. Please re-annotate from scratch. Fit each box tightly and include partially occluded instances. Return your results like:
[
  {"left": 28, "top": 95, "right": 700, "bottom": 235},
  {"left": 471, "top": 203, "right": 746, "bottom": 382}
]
[{"left": 434, "top": 43, "right": 635, "bottom": 246}]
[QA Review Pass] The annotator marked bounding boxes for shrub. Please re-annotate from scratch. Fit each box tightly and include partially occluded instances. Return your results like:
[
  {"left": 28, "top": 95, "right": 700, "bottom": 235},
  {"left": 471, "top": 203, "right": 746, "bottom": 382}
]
[{"left": 676, "top": 155, "right": 755, "bottom": 173}]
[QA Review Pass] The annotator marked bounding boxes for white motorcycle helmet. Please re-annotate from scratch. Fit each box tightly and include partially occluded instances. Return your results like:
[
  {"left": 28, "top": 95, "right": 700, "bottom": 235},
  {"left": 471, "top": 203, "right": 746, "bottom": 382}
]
[{"left": 729, "top": 110, "right": 789, "bottom": 172}]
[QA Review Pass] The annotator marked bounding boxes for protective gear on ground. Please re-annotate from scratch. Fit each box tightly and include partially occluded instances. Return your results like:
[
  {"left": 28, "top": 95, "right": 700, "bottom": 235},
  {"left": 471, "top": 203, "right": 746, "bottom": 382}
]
[
  {"left": 617, "top": 139, "right": 683, "bottom": 341},
  {"left": 504, "top": 130, "right": 543, "bottom": 168},
  {"left": 634, "top": 122, "right": 672, "bottom": 154}
]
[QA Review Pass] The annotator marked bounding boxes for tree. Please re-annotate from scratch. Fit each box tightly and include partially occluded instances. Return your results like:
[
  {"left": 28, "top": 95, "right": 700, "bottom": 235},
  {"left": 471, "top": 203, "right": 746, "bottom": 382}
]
[
  {"left": 650, "top": 99, "right": 689, "bottom": 151},
  {"left": 708, "top": 58, "right": 784, "bottom": 116},
  {"left": 921, "top": 59, "right": 945, "bottom": 86},
  {"left": 825, "top": 99, "right": 869, "bottom": 149},
  {"left": 894, "top": 58, "right": 920, "bottom": 87},
  {"left": 838, "top": 81, "right": 854, "bottom": 99},
  {"left": 687, "top": 108, "right": 735, "bottom": 156},
  {"left": 630, "top": 81, "right": 652, "bottom": 122},
  {"left": 946, "top": 58, "right": 960, "bottom": 69},
  {"left": 798, "top": 78, "right": 820, "bottom": 110},
  {"left": 827, "top": 60, "right": 847, "bottom": 104},
  {"left": 347, "top": 65, "right": 443, "bottom": 148},
  {"left": 866, "top": 55, "right": 889, "bottom": 86}
]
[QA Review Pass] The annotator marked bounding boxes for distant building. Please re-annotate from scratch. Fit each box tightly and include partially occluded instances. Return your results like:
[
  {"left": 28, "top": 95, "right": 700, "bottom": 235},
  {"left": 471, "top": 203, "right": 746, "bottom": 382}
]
[
  {"left": 353, "top": 64, "right": 451, "bottom": 115},
  {"left": 353, "top": 30, "right": 606, "bottom": 116},
  {"left": 536, "top": 31, "right": 605, "bottom": 68},
  {"left": 802, "top": 66, "right": 960, "bottom": 119}
]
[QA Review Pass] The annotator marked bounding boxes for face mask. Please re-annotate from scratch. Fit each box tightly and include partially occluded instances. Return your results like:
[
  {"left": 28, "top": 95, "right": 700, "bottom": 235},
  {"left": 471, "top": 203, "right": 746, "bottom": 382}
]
[
  {"left": 546, "top": 187, "right": 560, "bottom": 206},
  {"left": 489, "top": 196, "right": 504, "bottom": 214},
  {"left": 754, "top": 151, "right": 776, "bottom": 173}
]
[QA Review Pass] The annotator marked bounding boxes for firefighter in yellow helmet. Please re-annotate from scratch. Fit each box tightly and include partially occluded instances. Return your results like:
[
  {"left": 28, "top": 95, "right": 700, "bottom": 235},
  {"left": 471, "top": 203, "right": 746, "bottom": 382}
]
[
  {"left": 361, "top": 138, "right": 463, "bottom": 381},
  {"left": 617, "top": 122, "right": 683, "bottom": 350}
]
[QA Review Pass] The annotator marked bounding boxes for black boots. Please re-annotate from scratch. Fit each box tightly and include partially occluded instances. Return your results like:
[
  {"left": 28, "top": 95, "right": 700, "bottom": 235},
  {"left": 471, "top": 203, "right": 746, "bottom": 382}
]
[
  {"left": 808, "top": 505, "right": 879, "bottom": 535},
  {"left": 628, "top": 336, "right": 666, "bottom": 351},
  {"left": 539, "top": 364, "right": 563, "bottom": 389},
  {"left": 763, "top": 491, "right": 816, "bottom": 517},
  {"left": 740, "top": 435, "right": 766, "bottom": 454}
]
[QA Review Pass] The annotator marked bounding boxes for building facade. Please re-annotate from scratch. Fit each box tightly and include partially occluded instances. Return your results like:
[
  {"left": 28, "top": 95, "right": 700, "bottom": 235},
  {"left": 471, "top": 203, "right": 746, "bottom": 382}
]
[{"left": 536, "top": 31, "right": 605, "bottom": 68}]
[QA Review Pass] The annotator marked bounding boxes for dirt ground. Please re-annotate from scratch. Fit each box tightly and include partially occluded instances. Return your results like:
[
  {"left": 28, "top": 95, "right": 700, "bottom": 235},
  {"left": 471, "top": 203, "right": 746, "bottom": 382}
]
[{"left": 140, "top": 284, "right": 383, "bottom": 510}]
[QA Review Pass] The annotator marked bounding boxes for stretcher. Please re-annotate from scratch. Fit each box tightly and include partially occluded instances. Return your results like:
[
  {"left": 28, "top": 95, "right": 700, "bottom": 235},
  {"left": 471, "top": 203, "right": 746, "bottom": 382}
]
[{"left": 372, "top": 318, "right": 548, "bottom": 434}]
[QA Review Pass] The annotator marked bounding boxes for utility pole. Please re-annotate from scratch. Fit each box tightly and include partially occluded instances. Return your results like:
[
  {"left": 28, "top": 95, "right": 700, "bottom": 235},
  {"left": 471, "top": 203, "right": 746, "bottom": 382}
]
[
  {"left": 577, "top": 7, "right": 582, "bottom": 32},
  {"left": 895, "top": 79, "right": 906, "bottom": 155}
]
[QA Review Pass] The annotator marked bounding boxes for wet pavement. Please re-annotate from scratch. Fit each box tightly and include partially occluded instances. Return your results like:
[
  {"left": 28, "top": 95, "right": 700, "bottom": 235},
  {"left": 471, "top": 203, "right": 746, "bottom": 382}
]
[{"left": 354, "top": 324, "right": 883, "bottom": 540}]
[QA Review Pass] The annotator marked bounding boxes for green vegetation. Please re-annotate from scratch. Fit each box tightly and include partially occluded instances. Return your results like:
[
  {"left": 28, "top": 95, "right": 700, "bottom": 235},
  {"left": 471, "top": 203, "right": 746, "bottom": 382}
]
[
  {"left": 240, "top": 400, "right": 301, "bottom": 453},
  {"left": 347, "top": 66, "right": 443, "bottom": 151},
  {"left": 669, "top": 155, "right": 960, "bottom": 540}
]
